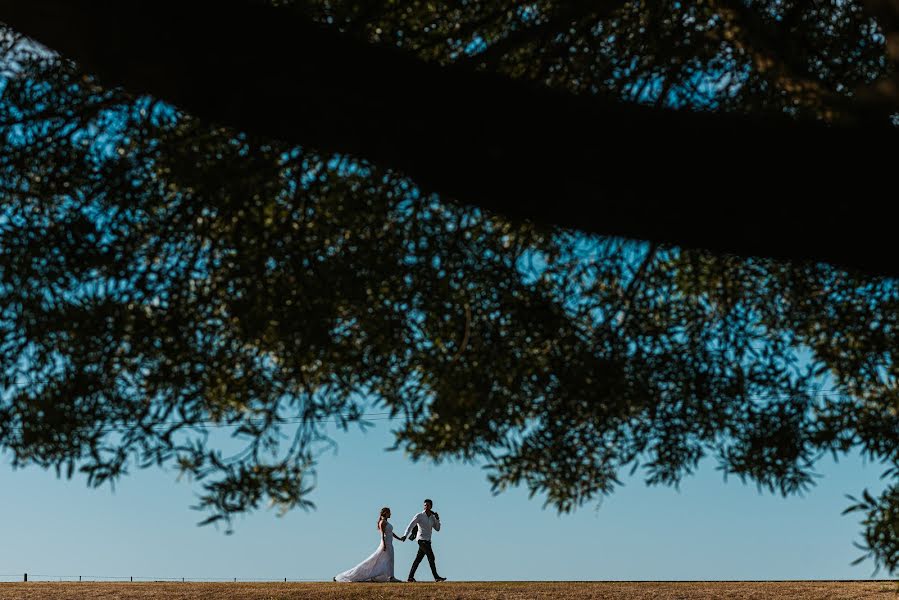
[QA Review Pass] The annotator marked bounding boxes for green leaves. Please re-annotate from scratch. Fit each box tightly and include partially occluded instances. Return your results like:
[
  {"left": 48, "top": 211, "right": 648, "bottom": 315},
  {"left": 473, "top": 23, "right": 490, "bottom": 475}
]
[
  {"left": 844, "top": 485, "right": 899, "bottom": 572},
  {"left": 1, "top": 0, "right": 899, "bottom": 572}
]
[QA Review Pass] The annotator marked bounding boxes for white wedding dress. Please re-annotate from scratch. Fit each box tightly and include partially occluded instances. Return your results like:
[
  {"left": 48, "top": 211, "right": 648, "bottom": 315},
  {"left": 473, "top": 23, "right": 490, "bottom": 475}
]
[{"left": 334, "top": 520, "right": 396, "bottom": 582}]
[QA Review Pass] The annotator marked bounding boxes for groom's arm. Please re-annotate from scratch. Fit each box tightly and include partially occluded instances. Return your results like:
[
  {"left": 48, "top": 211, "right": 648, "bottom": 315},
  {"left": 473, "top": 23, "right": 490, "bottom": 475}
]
[
  {"left": 403, "top": 514, "right": 419, "bottom": 538},
  {"left": 432, "top": 513, "right": 440, "bottom": 531}
]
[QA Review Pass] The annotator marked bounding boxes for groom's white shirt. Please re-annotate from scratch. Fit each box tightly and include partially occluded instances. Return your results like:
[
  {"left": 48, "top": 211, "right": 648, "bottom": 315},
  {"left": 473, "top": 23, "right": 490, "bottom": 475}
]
[{"left": 404, "top": 511, "right": 440, "bottom": 541}]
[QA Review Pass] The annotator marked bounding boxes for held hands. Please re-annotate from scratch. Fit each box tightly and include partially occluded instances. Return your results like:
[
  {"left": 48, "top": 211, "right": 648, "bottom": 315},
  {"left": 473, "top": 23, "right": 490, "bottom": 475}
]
[{"left": 401, "top": 535, "right": 407, "bottom": 542}]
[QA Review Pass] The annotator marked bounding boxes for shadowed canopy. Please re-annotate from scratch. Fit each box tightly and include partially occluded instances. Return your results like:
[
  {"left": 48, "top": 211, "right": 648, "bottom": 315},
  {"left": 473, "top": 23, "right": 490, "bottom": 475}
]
[{"left": 2, "top": 0, "right": 899, "bottom": 574}]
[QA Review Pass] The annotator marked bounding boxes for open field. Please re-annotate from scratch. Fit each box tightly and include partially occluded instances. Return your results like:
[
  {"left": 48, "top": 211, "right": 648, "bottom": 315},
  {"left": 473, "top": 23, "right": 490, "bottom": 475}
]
[{"left": 0, "top": 581, "right": 895, "bottom": 599}]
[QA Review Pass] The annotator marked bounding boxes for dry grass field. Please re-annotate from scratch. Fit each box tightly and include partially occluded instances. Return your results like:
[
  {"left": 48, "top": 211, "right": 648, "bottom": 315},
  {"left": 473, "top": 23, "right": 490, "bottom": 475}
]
[{"left": 0, "top": 581, "right": 895, "bottom": 599}]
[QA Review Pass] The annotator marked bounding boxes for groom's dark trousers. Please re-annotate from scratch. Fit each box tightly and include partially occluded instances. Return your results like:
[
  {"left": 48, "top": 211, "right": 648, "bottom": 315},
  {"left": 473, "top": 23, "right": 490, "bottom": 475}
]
[{"left": 409, "top": 540, "right": 439, "bottom": 579}]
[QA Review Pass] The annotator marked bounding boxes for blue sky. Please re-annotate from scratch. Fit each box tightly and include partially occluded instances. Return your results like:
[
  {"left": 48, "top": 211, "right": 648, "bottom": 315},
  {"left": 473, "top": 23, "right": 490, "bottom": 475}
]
[
  {"left": 0, "top": 106, "right": 883, "bottom": 586},
  {"left": 0, "top": 415, "right": 887, "bottom": 582},
  {"left": 0, "top": 34, "right": 889, "bottom": 585}
]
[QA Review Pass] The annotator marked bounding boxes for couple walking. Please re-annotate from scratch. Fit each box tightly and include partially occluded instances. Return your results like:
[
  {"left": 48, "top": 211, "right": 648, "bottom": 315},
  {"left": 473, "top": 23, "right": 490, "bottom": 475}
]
[{"left": 333, "top": 498, "right": 447, "bottom": 583}]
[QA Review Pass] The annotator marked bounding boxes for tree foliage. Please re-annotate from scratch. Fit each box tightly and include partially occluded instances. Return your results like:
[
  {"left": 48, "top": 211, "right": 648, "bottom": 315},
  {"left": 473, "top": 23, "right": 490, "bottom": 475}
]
[
  {"left": 2, "top": 0, "right": 899, "bottom": 572},
  {"left": 285, "top": 0, "right": 889, "bottom": 121}
]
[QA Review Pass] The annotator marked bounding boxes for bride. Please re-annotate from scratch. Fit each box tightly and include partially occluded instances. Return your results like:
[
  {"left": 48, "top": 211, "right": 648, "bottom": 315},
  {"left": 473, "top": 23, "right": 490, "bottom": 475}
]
[{"left": 333, "top": 507, "right": 404, "bottom": 583}]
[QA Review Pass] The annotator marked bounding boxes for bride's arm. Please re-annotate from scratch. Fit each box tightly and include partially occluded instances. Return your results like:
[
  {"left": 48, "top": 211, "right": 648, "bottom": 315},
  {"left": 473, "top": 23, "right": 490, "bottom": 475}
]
[{"left": 379, "top": 518, "right": 388, "bottom": 551}]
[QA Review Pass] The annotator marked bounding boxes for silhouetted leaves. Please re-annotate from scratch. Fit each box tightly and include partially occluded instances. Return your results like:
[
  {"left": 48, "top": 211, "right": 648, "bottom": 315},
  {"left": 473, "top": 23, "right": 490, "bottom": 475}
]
[{"left": 2, "top": 0, "right": 899, "bottom": 573}]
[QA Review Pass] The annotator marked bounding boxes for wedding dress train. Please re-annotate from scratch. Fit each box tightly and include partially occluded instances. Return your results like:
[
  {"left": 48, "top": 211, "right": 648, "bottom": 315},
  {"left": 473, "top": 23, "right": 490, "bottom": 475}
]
[{"left": 334, "top": 521, "right": 396, "bottom": 582}]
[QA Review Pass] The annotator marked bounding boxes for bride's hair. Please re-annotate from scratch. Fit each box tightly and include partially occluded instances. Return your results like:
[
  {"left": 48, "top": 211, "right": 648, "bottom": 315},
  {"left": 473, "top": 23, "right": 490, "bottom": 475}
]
[{"left": 378, "top": 506, "right": 390, "bottom": 529}]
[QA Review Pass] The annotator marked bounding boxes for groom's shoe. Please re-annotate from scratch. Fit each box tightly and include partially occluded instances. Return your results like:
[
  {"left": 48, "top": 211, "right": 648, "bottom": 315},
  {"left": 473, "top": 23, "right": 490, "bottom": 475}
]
[
  {"left": 435, "top": 576, "right": 447, "bottom": 582},
  {"left": 407, "top": 577, "right": 417, "bottom": 583}
]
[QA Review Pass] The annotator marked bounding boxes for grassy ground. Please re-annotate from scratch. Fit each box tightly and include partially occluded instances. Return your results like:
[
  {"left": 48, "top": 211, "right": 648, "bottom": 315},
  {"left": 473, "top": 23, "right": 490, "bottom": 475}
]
[{"left": 0, "top": 581, "right": 895, "bottom": 599}]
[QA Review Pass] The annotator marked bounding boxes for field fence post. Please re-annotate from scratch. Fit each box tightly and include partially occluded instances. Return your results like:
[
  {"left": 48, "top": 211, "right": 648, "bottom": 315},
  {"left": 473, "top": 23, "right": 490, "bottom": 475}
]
[{"left": 23, "top": 573, "right": 26, "bottom": 582}]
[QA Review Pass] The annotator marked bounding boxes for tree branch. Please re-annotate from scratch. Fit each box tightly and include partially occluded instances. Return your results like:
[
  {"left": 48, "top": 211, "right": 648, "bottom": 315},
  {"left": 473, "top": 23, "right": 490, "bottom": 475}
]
[{"left": 0, "top": 0, "right": 897, "bottom": 278}]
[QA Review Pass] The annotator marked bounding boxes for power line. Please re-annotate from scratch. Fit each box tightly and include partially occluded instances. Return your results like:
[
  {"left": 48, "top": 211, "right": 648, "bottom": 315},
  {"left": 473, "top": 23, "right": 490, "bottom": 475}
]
[
  {"left": 0, "top": 412, "right": 400, "bottom": 435},
  {"left": 0, "top": 386, "right": 870, "bottom": 438}
]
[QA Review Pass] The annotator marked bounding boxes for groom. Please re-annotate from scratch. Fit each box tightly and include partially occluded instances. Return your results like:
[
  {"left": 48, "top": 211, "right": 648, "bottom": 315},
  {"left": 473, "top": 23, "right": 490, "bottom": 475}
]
[{"left": 402, "top": 498, "right": 446, "bottom": 582}]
